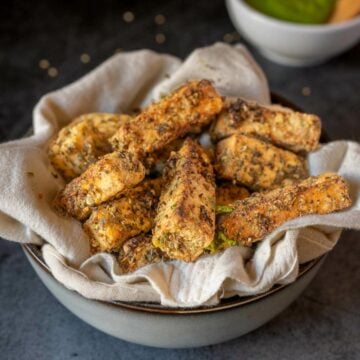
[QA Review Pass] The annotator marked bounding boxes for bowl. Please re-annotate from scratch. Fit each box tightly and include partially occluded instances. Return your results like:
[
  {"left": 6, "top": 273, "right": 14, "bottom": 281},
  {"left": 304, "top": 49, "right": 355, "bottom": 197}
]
[
  {"left": 226, "top": 0, "right": 360, "bottom": 66},
  {"left": 23, "top": 243, "right": 326, "bottom": 348},
  {"left": 20, "top": 93, "right": 331, "bottom": 348}
]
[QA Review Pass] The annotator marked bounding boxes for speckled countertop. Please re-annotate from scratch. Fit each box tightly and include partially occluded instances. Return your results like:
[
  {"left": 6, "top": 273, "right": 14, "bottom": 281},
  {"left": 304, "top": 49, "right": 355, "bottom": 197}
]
[{"left": 0, "top": 1, "right": 359, "bottom": 359}]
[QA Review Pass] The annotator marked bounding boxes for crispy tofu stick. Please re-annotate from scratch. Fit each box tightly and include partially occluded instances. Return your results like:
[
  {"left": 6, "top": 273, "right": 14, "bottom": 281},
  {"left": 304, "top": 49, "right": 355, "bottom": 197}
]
[
  {"left": 54, "top": 151, "right": 145, "bottom": 220},
  {"left": 118, "top": 235, "right": 168, "bottom": 274},
  {"left": 83, "top": 178, "right": 162, "bottom": 253},
  {"left": 218, "top": 173, "right": 352, "bottom": 246},
  {"left": 48, "top": 113, "right": 131, "bottom": 181},
  {"left": 110, "top": 80, "right": 223, "bottom": 158},
  {"left": 152, "top": 138, "right": 216, "bottom": 262},
  {"left": 143, "top": 138, "right": 185, "bottom": 171},
  {"left": 216, "top": 183, "right": 250, "bottom": 206},
  {"left": 215, "top": 134, "right": 308, "bottom": 191},
  {"left": 211, "top": 98, "right": 321, "bottom": 153}
]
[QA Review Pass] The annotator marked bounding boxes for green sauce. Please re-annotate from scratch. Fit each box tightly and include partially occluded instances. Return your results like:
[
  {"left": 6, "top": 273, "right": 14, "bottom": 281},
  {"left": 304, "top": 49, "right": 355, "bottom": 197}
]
[
  {"left": 206, "top": 231, "right": 237, "bottom": 254},
  {"left": 245, "top": 0, "right": 336, "bottom": 24}
]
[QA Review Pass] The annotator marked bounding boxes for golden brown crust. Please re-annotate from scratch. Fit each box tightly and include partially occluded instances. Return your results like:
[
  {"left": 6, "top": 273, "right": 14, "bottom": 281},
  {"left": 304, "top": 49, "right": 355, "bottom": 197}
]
[
  {"left": 216, "top": 183, "right": 250, "bottom": 206},
  {"left": 152, "top": 138, "right": 216, "bottom": 262},
  {"left": 110, "top": 80, "right": 223, "bottom": 158},
  {"left": 143, "top": 138, "right": 185, "bottom": 171},
  {"left": 118, "top": 234, "right": 168, "bottom": 273},
  {"left": 46, "top": 79, "right": 344, "bottom": 271},
  {"left": 218, "top": 173, "right": 352, "bottom": 246},
  {"left": 215, "top": 134, "right": 308, "bottom": 191},
  {"left": 83, "top": 178, "right": 162, "bottom": 253},
  {"left": 211, "top": 98, "right": 321, "bottom": 153},
  {"left": 54, "top": 151, "right": 145, "bottom": 220},
  {"left": 48, "top": 113, "right": 131, "bottom": 181}
]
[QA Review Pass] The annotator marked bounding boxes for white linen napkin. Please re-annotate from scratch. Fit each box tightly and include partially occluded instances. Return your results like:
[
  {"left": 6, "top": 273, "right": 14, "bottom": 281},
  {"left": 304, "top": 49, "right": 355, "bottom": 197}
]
[{"left": 0, "top": 43, "right": 359, "bottom": 307}]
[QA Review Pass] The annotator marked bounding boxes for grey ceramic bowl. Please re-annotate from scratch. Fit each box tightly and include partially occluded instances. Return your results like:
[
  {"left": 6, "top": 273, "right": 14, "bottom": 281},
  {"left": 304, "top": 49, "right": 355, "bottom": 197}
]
[
  {"left": 23, "top": 244, "right": 325, "bottom": 348},
  {"left": 21, "top": 94, "right": 331, "bottom": 348}
]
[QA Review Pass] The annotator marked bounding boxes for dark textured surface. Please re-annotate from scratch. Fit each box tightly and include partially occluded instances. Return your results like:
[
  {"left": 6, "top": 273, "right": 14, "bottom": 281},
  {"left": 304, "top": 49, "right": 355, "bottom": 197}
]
[{"left": 0, "top": 0, "right": 359, "bottom": 359}]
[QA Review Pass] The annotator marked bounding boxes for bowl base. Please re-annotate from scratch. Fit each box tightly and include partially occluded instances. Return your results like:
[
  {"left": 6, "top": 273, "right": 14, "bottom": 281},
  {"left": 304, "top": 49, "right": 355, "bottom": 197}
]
[
  {"left": 23, "top": 243, "right": 326, "bottom": 348},
  {"left": 258, "top": 48, "right": 327, "bottom": 67}
]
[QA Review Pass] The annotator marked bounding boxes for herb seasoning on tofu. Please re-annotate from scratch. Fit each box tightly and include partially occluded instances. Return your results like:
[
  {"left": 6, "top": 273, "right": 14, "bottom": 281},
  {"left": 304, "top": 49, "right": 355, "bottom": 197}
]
[
  {"left": 110, "top": 80, "right": 223, "bottom": 158},
  {"left": 152, "top": 138, "right": 216, "bottom": 262},
  {"left": 218, "top": 173, "right": 352, "bottom": 246},
  {"left": 49, "top": 78, "right": 353, "bottom": 273}
]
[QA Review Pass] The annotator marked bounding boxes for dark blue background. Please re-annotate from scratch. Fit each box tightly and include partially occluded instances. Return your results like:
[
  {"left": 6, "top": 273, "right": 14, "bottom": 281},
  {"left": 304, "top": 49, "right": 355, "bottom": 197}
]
[{"left": 0, "top": 1, "right": 359, "bottom": 359}]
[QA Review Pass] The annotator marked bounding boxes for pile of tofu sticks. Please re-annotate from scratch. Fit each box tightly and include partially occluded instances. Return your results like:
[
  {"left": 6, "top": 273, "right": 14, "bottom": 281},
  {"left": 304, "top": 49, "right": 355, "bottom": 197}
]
[{"left": 49, "top": 80, "right": 352, "bottom": 273}]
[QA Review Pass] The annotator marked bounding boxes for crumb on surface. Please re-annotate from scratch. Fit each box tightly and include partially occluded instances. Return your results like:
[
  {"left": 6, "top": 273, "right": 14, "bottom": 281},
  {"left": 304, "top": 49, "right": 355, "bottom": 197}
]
[
  {"left": 154, "top": 14, "right": 166, "bottom": 25},
  {"left": 302, "top": 86, "right": 311, "bottom": 96},
  {"left": 155, "top": 33, "right": 166, "bottom": 44},
  {"left": 80, "top": 53, "right": 91, "bottom": 64},
  {"left": 38, "top": 59, "right": 50, "bottom": 69},
  {"left": 48, "top": 67, "right": 58, "bottom": 77},
  {"left": 123, "top": 11, "right": 135, "bottom": 23}
]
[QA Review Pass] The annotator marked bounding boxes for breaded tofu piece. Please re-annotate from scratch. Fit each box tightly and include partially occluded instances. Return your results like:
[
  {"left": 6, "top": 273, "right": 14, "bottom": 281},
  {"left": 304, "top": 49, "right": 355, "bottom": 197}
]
[
  {"left": 215, "top": 134, "right": 308, "bottom": 191},
  {"left": 152, "top": 138, "right": 216, "bottom": 262},
  {"left": 54, "top": 151, "right": 145, "bottom": 220},
  {"left": 211, "top": 98, "right": 321, "bottom": 153},
  {"left": 216, "top": 183, "right": 250, "bottom": 206},
  {"left": 110, "top": 80, "right": 223, "bottom": 158},
  {"left": 118, "top": 235, "right": 168, "bottom": 273},
  {"left": 83, "top": 178, "right": 162, "bottom": 253},
  {"left": 48, "top": 113, "right": 131, "bottom": 181},
  {"left": 146, "top": 136, "right": 216, "bottom": 174},
  {"left": 218, "top": 173, "right": 352, "bottom": 246},
  {"left": 144, "top": 138, "right": 185, "bottom": 171}
]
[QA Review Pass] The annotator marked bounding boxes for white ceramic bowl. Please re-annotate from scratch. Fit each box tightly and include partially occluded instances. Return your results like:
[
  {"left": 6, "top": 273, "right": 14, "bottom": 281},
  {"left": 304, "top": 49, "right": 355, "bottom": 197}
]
[{"left": 226, "top": 0, "right": 360, "bottom": 66}]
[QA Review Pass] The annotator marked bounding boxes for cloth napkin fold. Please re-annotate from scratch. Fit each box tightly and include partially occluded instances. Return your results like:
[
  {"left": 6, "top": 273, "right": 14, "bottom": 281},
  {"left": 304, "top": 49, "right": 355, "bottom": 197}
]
[{"left": 0, "top": 43, "right": 359, "bottom": 307}]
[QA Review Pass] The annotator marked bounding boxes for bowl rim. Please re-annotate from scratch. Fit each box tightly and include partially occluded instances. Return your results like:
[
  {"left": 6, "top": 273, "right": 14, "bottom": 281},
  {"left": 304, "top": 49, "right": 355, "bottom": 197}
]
[
  {"left": 22, "top": 92, "right": 330, "bottom": 316},
  {"left": 233, "top": 0, "right": 360, "bottom": 32},
  {"left": 22, "top": 243, "right": 325, "bottom": 315}
]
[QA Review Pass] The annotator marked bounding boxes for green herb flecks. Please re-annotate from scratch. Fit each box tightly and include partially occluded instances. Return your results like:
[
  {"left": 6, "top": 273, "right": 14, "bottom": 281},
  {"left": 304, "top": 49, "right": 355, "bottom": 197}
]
[{"left": 215, "top": 205, "right": 234, "bottom": 214}]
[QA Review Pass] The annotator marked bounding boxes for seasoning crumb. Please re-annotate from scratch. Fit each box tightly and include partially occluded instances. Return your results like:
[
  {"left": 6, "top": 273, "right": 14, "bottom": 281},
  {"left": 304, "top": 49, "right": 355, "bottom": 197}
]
[
  {"left": 80, "top": 53, "right": 91, "bottom": 64},
  {"left": 27, "top": 171, "right": 34, "bottom": 177},
  {"left": 38, "top": 193, "right": 43, "bottom": 200},
  {"left": 154, "top": 14, "right": 166, "bottom": 25},
  {"left": 155, "top": 33, "right": 166, "bottom": 44},
  {"left": 48, "top": 67, "right": 58, "bottom": 77},
  {"left": 38, "top": 59, "right": 50, "bottom": 69},
  {"left": 302, "top": 86, "right": 312, "bottom": 96},
  {"left": 114, "top": 48, "right": 123, "bottom": 54},
  {"left": 223, "top": 33, "right": 234, "bottom": 43},
  {"left": 123, "top": 11, "right": 135, "bottom": 23}
]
